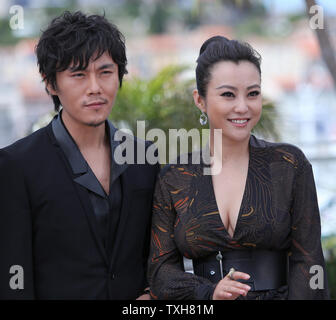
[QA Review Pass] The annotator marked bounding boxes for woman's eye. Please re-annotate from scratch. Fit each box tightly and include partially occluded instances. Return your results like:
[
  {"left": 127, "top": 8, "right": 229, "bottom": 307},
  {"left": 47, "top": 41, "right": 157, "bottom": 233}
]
[
  {"left": 248, "top": 91, "right": 260, "bottom": 97},
  {"left": 221, "top": 92, "right": 235, "bottom": 98}
]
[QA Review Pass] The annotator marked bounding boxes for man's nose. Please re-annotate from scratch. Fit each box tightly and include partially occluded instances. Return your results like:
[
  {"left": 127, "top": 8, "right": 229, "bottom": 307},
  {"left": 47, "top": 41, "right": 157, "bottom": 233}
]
[{"left": 87, "top": 74, "right": 101, "bottom": 94}]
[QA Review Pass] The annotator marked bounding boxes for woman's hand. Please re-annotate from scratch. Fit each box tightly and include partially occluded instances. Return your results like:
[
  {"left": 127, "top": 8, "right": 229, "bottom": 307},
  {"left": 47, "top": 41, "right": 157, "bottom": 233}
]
[
  {"left": 136, "top": 293, "right": 151, "bottom": 300},
  {"left": 136, "top": 287, "right": 151, "bottom": 300},
  {"left": 212, "top": 270, "right": 251, "bottom": 300}
]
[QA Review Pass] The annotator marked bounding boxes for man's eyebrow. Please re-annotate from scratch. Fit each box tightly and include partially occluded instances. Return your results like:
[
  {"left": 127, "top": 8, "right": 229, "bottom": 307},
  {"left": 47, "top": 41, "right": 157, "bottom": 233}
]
[
  {"left": 68, "top": 63, "right": 116, "bottom": 72},
  {"left": 97, "top": 63, "right": 116, "bottom": 70},
  {"left": 69, "top": 65, "right": 84, "bottom": 72}
]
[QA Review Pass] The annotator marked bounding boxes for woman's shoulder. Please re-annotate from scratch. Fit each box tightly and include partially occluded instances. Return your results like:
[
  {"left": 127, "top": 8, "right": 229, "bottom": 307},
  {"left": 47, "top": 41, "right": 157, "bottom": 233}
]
[
  {"left": 250, "top": 135, "right": 311, "bottom": 171},
  {"left": 158, "top": 152, "right": 204, "bottom": 181}
]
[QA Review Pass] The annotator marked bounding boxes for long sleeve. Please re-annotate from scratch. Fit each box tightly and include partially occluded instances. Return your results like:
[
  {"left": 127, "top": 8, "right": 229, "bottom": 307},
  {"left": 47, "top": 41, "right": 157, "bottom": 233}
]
[
  {"left": 0, "top": 150, "right": 35, "bottom": 299},
  {"left": 147, "top": 171, "right": 216, "bottom": 300},
  {"left": 288, "top": 159, "right": 329, "bottom": 299},
  {"left": 141, "top": 162, "right": 161, "bottom": 291}
]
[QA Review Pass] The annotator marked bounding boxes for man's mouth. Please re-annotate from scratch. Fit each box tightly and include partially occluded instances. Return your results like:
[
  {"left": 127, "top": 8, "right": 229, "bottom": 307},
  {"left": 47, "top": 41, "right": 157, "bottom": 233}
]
[
  {"left": 84, "top": 100, "right": 107, "bottom": 109},
  {"left": 85, "top": 101, "right": 106, "bottom": 107}
]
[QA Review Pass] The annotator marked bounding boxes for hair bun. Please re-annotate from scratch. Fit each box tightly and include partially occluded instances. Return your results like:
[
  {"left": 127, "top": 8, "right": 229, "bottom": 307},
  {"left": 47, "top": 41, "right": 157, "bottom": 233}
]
[{"left": 199, "top": 35, "right": 230, "bottom": 55}]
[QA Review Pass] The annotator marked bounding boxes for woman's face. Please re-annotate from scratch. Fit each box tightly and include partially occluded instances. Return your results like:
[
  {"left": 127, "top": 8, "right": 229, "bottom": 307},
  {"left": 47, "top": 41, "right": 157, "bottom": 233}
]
[{"left": 194, "top": 60, "right": 262, "bottom": 144}]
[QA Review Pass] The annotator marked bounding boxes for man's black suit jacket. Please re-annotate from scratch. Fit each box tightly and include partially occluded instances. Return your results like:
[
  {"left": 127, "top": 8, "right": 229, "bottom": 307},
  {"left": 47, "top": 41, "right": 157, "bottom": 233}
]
[{"left": 0, "top": 121, "right": 160, "bottom": 299}]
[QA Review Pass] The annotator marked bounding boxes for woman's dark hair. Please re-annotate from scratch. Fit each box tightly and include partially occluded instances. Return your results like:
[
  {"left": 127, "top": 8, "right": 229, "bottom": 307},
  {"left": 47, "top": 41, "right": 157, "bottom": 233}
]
[
  {"left": 35, "top": 11, "right": 128, "bottom": 111},
  {"left": 196, "top": 35, "right": 261, "bottom": 98}
]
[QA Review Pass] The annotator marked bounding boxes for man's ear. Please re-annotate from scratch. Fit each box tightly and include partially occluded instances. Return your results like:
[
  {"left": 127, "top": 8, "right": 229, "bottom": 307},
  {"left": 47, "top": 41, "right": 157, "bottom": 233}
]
[
  {"left": 43, "top": 76, "right": 57, "bottom": 96},
  {"left": 193, "top": 89, "right": 206, "bottom": 113}
]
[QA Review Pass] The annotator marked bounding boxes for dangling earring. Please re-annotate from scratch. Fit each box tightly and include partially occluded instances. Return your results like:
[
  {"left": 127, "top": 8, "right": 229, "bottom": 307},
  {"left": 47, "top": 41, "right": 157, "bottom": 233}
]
[{"left": 200, "top": 112, "right": 208, "bottom": 126}]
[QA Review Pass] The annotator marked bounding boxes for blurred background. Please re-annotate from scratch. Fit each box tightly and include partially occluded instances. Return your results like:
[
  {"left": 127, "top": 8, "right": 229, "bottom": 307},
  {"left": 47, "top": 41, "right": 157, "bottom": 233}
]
[{"left": 0, "top": 0, "right": 335, "bottom": 298}]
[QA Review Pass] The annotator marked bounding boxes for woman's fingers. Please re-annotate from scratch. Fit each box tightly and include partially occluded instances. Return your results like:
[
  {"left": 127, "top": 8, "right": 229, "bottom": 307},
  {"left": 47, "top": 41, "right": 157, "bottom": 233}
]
[
  {"left": 228, "top": 270, "right": 250, "bottom": 281},
  {"left": 217, "top": 291, "right": 233, "bottom": 299},
  {"left": 213, "top": 270, "right": 252, "bottom": 300},
  {"left": 227, "top": 280, "right": 251, "bottom": 292},
  {"left": 221, "top": 285, "right": 249, "bottom": 296}
]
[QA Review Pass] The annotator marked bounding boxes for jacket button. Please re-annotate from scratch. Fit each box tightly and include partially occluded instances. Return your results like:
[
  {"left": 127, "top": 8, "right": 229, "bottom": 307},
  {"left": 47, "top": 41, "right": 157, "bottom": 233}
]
[{"left": 210, "top": 270, "right": 215, "bottom": 276}]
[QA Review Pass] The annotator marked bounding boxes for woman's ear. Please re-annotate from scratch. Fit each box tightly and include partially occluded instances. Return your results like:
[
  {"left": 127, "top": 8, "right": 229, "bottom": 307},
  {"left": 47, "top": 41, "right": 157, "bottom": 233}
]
[{"left": 193, "top": 89, "right": 206, "bottom": 113}]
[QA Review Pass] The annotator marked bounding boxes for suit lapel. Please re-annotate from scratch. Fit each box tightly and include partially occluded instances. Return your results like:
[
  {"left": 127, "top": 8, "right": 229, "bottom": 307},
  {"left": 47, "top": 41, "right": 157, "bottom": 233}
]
[
  {"left": 109, "top": 167, "right": 132, "bottom": 270},
  {"left": 49, "top": 117, "right": 109, "bottom": 266},
  {"left": 106, "top": 122, "right": 133, "bottom": 269},
  {"left": 49, "top": 116, "right": 135, "bottom": 269}
]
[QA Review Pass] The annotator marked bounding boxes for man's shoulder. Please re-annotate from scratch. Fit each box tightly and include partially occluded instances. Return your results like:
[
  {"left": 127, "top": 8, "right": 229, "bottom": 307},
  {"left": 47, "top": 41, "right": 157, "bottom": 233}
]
[
  {"left": 110, "top": 125, "right": 153, "bottom": 148},
  {"left": 0, "top": 124, "right": 52, "bottom": 160}
]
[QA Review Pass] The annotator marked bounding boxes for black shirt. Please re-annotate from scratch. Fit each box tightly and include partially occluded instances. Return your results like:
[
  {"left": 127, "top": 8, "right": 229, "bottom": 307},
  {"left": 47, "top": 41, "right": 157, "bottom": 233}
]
[{"left": 52, "top": 113, "right": 128, "bottom": 257}]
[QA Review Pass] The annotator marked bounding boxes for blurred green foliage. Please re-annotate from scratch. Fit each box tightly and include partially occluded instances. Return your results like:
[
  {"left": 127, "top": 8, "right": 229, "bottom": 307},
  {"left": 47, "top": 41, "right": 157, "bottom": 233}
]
[
  {"left": 110, "top": 64, "right": 279, "bottom": 163},
  {"left": 110, "top": 65, "right": 199, "bottom": 133},
  {"left": 323, "top": 235, "right": 336, "bottom": 299},
  {"left": 112, "top": 64, "right": 279, "bottom": 136},
  {"left": 326, "top": 259, "right": 336, "bottom": 300},
  {"left": 0, "top": 17, "right": 22, "bottom": 45}
]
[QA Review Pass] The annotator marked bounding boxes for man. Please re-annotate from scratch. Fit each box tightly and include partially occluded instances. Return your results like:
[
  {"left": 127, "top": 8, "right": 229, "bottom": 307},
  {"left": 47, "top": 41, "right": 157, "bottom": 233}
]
[{"left": 0, "top": 11, "right": 159, "bottom": 299}]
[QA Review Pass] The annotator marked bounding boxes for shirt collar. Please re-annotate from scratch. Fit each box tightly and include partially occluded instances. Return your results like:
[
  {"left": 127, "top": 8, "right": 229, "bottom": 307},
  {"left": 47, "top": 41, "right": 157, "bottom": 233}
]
[{"left": 51, "top": 112, "right": 129, "bottom": 197}]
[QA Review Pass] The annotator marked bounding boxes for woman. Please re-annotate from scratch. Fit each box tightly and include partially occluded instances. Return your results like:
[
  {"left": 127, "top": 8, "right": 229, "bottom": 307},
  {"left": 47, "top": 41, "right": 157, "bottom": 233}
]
[{"left": 147, "top": 36, "right": 329, "bottom": 300}]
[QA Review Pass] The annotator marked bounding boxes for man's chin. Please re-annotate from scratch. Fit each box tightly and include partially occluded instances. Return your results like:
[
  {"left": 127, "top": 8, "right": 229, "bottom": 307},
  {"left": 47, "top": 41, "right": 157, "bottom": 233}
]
[{"left": 85, "top": 120, "right": 106, "bottom": 128}]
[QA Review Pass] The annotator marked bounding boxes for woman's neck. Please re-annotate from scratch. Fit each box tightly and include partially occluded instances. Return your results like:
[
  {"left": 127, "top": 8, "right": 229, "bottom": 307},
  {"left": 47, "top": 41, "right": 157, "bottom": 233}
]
[{"left": 209, "top": 130, "right": 250, "bottom": 165}]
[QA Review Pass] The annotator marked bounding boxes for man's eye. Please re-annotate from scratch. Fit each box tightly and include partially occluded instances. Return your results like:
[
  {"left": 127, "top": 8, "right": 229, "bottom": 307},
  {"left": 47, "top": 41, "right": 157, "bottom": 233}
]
[
  {"left": 102, "top": 71, "right": 112, "bottom": 75},
  {"left": 72, "top": 73, "right": 84, "bottom": 77},
  {"left": 249, "top": 91, "right": 260, "bottom": 97},
  {"left": 221, "top": 92, "right": 235, "bottom": 98}
]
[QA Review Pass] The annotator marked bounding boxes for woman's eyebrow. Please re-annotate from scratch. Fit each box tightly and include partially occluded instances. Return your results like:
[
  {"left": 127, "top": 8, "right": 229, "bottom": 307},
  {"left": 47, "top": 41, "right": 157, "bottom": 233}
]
[
  {"left": 215, "top": 84, "right": 261, "bottom": 90},
  {"left": 215, "top": 85, "right": 237, "bottom": 90},
  {"left": 247, "top": 84, "right": 261, "bottom": 90}
]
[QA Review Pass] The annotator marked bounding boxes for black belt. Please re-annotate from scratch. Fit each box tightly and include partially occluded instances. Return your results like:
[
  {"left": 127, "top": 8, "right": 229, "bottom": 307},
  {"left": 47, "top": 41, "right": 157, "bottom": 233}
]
[{"left": 192, "top": 249, "right": 288, "bottom": 291}]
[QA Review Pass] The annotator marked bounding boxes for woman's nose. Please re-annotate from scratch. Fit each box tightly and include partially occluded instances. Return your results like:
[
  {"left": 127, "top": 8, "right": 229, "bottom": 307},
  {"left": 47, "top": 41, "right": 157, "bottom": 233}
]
[{"left": 234, "top": 97, "right": 249, "bottom": 113}]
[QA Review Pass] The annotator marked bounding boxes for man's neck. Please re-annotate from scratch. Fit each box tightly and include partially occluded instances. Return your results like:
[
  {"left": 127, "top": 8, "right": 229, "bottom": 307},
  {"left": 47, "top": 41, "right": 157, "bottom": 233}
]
[{"left": 61, "top": 112, "right": 108, "bottom": 151}]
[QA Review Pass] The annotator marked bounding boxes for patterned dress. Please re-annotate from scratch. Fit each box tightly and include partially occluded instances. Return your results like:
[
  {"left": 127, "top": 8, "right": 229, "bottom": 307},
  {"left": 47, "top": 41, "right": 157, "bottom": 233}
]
[{"left": 148, "top": 135, "right": 329, "bottom": 300}]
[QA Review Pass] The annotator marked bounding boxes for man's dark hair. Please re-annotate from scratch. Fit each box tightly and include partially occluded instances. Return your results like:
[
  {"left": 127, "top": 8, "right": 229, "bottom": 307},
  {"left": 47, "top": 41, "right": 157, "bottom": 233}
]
[
  {"left": 196, "top": 35, "right": 261, "bottom": 98},
  {"left": 35, "top": 11, "right": 128, "bottom": 111}
]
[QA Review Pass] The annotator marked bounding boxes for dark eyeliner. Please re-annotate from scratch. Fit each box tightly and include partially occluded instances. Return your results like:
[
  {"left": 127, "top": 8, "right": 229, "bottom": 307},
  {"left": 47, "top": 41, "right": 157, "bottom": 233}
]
[{"left": 220, "top": 91, "right": 235, "bottom": 97}]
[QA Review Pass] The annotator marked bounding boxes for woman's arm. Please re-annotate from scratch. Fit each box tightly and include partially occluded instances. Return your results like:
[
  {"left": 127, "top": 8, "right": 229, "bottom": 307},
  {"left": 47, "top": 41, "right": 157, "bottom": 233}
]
[
  {"left": 147, "top": 172, "right": 216, "bottom": 300},
  {"left": 288, "top": 158, "right": 329, "bottom": 300}
]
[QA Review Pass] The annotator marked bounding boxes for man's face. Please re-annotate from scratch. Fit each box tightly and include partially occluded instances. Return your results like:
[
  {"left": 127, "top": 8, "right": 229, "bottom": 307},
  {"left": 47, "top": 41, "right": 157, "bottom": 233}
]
[{"left": 48, "top": 52, "right": 119, "bottom": 128}]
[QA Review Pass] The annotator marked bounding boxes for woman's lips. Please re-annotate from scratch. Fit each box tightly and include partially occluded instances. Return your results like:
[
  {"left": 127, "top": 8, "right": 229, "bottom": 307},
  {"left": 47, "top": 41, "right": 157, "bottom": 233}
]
[{"left": 228, "top": 118, "right": 250, "bottom": 127}]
